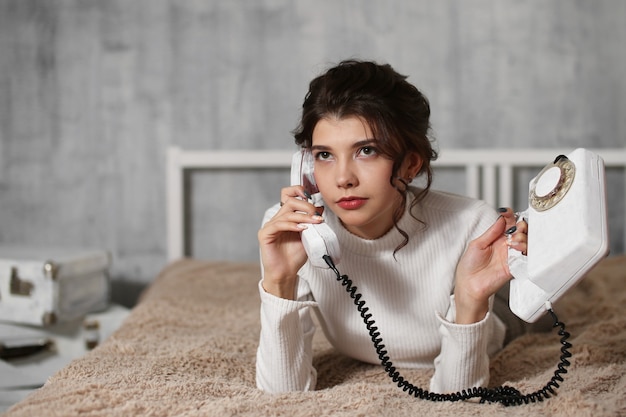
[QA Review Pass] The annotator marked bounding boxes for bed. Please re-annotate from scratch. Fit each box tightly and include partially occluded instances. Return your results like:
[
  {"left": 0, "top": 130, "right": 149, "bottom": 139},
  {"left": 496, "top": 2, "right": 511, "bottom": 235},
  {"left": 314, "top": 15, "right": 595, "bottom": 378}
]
[{"left": 4, "top": 147, "right": 626, "bottom": 417}]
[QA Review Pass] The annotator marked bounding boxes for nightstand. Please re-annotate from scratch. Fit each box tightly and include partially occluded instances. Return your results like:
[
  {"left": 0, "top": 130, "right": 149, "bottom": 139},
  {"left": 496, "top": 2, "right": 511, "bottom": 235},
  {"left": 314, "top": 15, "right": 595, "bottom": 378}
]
[{"left": 0, "top": 304, "right": 129, "bottom": 413}]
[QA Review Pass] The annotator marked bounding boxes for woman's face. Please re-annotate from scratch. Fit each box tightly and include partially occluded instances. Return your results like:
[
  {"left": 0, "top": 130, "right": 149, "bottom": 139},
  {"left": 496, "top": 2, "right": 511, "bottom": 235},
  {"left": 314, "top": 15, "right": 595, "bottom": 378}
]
[{"left": 311, "top": 116, "right": 419, "bottom": 239}]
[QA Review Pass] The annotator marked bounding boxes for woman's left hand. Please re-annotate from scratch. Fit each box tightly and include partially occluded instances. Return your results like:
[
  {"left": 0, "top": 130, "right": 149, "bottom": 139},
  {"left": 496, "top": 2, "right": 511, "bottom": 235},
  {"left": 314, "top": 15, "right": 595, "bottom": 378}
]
[{"left": 453, "top": 208, "right": 527, "bottom": 324}]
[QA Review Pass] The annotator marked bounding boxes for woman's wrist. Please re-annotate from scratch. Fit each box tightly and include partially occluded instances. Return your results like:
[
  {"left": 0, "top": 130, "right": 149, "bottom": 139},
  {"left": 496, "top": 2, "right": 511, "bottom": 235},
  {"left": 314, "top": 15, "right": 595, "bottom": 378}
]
[
  {"left": 453, "top": 290, "right": 490, "bottom": 324},
  {"left": 261, "top": 274, "right": 298, "bottom": 300}
]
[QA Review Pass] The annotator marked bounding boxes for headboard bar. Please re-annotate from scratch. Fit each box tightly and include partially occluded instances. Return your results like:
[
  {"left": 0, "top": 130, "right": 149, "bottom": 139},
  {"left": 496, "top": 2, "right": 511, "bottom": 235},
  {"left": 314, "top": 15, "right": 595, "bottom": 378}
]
[{"left": 166, "top": 147, "right": 626, "bottom": 261}]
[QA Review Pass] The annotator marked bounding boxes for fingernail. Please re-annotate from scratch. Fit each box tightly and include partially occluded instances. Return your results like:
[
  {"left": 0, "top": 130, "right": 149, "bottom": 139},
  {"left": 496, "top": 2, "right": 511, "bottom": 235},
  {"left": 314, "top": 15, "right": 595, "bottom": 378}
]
[
  {"left": 303, "top": 191, "right": 312, "bottom": 200},
  {"left": 314, "top": 211, "right": 322, "bottom": 217},
  {"left": 497, "top": 207, "right": 508, "bottom": 213},
  {"left": 505, "top": 226, "right": 517, "bottom": 235},
  {"left": 312, "top": 215, "right": 324, "bottom": 221}
]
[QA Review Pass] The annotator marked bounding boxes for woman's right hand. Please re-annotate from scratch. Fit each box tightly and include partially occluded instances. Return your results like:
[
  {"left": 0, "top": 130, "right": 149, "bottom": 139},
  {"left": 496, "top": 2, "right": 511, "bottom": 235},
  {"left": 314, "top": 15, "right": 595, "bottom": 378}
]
[{"left": 258, "top": 185, "right": 325, "bottom": 299}]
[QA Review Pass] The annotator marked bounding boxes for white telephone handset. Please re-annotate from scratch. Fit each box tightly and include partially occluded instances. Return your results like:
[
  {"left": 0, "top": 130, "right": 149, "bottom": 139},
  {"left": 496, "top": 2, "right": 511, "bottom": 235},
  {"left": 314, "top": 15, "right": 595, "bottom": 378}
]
[
  {"left": 508, "top": 148, "right": 609, "bottom": 323},
  {"left": 290, "top": 151, "right": 341, "bottom": 268}
]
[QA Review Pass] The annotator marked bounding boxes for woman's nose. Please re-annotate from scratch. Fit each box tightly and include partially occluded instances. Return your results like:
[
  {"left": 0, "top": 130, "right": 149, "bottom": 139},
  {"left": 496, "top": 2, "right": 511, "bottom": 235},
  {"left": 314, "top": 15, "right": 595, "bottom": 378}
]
[{"left": 335, "top": 160, "right": 358, "bottom": 188}]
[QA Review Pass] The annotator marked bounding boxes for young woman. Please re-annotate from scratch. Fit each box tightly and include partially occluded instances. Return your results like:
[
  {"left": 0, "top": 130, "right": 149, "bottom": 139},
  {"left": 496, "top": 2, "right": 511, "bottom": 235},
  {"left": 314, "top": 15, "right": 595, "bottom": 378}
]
[{"left": 256, "top": 60, "right": 527, "bottom": 394}]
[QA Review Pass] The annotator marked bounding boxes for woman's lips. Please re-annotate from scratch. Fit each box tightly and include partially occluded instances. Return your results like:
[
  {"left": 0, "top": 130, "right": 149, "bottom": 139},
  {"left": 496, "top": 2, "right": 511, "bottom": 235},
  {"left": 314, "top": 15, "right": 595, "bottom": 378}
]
[{"left": 336, "top": 197, "right": 367, "bottom": 210}]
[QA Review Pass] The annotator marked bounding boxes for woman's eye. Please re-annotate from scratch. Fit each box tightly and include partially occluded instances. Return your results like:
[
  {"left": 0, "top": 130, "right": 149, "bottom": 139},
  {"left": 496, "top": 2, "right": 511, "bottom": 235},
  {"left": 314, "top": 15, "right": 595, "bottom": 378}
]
[
  {"left": 359, "top": 146, "right": 377, "bottom": 156},
  {"left": 315, "top": 151, "right": 332, "bottom": 160}
]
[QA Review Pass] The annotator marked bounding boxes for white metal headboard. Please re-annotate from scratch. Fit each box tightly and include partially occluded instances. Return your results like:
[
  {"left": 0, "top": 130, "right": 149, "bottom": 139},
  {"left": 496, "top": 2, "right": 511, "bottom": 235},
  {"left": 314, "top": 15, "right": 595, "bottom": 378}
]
[{"left": 166, "top": 147, "right": 626, "bottom": 261}]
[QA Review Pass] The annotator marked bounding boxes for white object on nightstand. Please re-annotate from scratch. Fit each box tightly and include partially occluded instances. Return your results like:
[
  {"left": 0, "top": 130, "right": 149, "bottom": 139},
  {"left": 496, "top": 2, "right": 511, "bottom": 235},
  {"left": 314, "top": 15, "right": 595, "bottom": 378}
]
[{"left": 0, "top": 246, "right": 111, "bottom": 327}]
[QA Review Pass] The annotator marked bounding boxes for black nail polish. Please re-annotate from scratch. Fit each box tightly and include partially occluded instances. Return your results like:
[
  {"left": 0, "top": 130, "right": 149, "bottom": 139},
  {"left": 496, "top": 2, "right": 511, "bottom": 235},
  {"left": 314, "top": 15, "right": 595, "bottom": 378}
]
[
  {"left": 497, "top": 207, "right": 508, "bottom": 213},
  {"left": 505, "top": 226, "right": 517, "bottom": 235},
  {"left": 304, "top": 191, "right": 312, "bottom": 200}
]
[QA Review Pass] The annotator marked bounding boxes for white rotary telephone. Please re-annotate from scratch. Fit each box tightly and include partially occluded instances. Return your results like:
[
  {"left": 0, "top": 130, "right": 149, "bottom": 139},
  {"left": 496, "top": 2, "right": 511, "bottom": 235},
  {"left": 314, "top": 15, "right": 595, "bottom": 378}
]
[
  {"left": 508, "top": 148, "right": 609, "bottom": 322},
  {"left": 286, "top": 147, "right": 611, "bottom": 405}
]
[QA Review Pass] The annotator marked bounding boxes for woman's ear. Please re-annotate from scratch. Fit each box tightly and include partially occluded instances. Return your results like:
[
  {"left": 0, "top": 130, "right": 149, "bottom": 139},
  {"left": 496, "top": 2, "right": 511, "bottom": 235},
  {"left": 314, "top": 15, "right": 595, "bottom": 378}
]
[{"left": 402, "top": 152, "right": 423, "bottom": 180}]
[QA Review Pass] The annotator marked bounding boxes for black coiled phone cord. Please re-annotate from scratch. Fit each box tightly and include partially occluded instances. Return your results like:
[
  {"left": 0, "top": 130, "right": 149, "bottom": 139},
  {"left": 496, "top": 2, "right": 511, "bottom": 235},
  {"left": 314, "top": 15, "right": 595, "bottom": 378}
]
[{"left": 323, "top": 255, "right": 573, "bottom": 407}]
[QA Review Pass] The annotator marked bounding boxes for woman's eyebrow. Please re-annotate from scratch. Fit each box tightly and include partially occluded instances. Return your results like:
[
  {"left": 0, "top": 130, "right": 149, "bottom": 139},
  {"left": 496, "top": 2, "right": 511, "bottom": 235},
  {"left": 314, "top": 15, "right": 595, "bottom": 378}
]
[
  {"left": 352, "top": 139, "right": 377, "bottom": 148},
  {"left": 310, "top": 144, "right": 331, "bottom": 152}
]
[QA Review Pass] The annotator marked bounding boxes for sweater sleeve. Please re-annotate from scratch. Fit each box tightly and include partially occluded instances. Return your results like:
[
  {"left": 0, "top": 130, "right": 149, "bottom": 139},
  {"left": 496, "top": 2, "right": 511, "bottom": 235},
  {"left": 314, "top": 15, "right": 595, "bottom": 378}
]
[
  {"left": 429, "top": 294, "right": 505, "bottom": 393},
  {"left": 255, "top": 275, "right": 319, "bottom": 392},
  {"left": 255, "top": 203, "right": 319, "bottom": 392}
]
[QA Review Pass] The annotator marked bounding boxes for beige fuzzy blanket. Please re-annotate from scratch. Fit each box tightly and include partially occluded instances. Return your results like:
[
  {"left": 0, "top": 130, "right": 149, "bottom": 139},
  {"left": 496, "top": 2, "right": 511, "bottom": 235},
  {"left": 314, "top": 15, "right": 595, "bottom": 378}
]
[{"left": 5, "top": 255, "right": 626, "bottom": 417}]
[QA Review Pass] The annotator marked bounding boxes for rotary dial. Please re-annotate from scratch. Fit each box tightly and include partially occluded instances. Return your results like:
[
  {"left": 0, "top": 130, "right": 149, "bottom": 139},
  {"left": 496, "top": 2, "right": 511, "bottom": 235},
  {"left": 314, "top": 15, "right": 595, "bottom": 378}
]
[{"left": 529, "top": 155, "right": 576, "bottom": 211}]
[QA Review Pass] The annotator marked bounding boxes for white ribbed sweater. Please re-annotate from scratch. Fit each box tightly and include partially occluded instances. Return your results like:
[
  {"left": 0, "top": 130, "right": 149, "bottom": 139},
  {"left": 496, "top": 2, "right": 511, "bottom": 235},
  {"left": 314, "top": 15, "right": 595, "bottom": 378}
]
[{"left": 256, "top": 188, "right": 506, "bottom": 394}]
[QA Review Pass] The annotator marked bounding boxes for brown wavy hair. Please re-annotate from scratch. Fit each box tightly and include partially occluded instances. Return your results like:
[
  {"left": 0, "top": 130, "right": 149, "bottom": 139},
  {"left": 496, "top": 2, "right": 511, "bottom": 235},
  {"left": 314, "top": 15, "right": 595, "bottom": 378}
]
[{"left": 292, "top": 59, "right": 438, "bottom": 252}]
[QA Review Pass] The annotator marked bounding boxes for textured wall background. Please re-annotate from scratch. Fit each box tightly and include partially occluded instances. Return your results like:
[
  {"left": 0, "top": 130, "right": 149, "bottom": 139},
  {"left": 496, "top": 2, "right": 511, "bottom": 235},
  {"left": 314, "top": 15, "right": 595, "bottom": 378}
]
[{"left": 1, "top": 0, "right": 625, "bottom": 286}]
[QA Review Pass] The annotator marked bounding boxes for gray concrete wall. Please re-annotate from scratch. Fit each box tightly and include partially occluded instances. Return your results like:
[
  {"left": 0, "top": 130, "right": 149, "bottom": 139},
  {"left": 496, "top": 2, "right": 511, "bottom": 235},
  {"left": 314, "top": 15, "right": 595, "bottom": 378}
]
[{"left": 1, "top": 0, "right": 624, "bottom": 285}]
